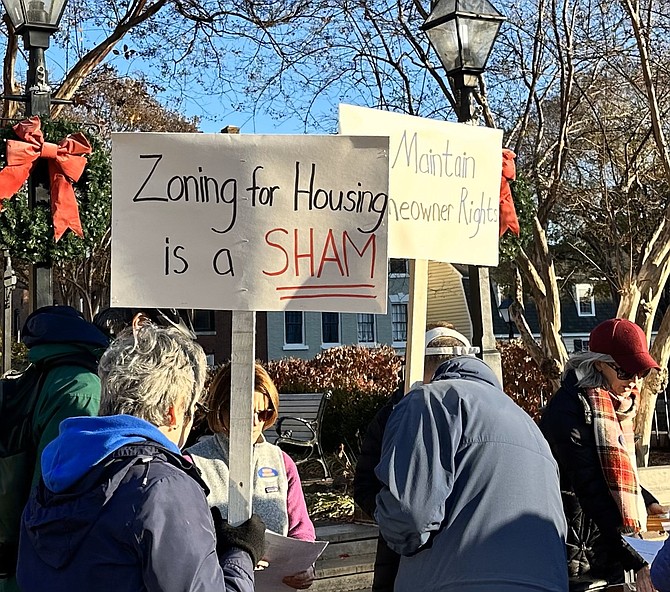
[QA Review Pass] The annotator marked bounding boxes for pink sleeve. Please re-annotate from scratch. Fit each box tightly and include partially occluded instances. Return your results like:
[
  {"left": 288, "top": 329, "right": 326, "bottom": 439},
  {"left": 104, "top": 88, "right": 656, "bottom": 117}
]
[{"left": 282, "top": 451, "right": 316, "bottom": 541}]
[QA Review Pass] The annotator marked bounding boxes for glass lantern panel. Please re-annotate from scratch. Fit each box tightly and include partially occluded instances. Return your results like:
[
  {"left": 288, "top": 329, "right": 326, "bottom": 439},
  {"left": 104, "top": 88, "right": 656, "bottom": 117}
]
[
  {"left": 1, "top": 0, "right": 27, "bottom": 29},
  {"left": 426, "top": 21, "right": 461, "bottom": 72},
  {"left": 427, "top": 0, "right": 457, "bottom": 21},
  {"left": 24, "top": 0, "right": 66, "bottom": 25},
  {"left": 458, "top": 16, "right": 502, "bottom": 70},
  {"left": 458, "top": 0, "right": 503, "bottom": 18}
]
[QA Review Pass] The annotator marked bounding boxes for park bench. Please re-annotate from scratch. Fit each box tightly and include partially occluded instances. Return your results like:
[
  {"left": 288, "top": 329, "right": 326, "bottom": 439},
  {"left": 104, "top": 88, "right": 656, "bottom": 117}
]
[{"left": 264, "top": 392, "right": 332, "bottom": 480}]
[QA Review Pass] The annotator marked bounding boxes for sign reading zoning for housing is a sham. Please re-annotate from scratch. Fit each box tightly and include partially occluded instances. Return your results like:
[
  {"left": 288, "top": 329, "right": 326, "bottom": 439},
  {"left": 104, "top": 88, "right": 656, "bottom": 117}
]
[
  {"left": 110, "top": 133, "right": 389, "bottom": 313},
  {"left": 339, "top": 104, "right": 502, "bottom": 266}
]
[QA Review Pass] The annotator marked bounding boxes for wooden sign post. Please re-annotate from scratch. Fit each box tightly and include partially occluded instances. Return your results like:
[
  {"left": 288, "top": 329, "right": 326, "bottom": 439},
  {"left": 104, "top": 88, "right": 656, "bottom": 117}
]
[
  {"left": 228, "top": 311, "right": 256, "bottom": 524},
  {"left": 404, "top": 259, "right": 428, "bottom": 392}
]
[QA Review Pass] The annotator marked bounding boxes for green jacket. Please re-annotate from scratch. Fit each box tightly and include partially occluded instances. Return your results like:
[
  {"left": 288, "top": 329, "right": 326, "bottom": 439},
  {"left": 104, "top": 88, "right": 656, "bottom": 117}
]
[{"left": 28, "top": 343, "right": 103, "bottom": 486}]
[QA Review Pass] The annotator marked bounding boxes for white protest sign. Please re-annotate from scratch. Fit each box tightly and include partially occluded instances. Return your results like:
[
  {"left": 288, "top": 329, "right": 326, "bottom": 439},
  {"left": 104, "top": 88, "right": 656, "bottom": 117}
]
[
  {"left": 111, "top": 133, "right": 389, "bottom": 313},
  {"left": 339, "top": 105, "right": 502, "bottom": 266}
]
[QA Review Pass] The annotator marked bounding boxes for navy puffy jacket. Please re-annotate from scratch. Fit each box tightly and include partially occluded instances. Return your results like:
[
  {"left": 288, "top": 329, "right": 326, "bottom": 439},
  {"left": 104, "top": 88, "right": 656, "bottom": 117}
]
[{"left": 17, "top": 420, "right": 255, "bottom": 592}]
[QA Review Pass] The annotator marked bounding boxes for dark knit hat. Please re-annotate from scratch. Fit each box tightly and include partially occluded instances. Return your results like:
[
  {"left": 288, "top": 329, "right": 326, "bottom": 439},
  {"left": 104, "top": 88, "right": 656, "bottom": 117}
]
[{"left": 589, "top": 318, "right": 660, "bottom": 375}]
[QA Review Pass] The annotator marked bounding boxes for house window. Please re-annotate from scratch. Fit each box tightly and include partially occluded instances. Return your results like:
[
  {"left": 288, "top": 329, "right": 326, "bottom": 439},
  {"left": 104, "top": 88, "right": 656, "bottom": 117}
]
[
  {"left": 392, "top": 303, "right": 408, "bottom": 342},
  {"left": 575, "top": 283, "right": 595, "bottom": 317},
  {"left": 321, "top": 312, "right": 340, "bottom": 344},
  {"left": 192, "top": 310, "right": 215, "bottom": 333},
  {"left": 285, "top": 311, "right": 304, "bottom": 345},
  {"left": 357, "top": 313, "right": 376, "bottom": 343},
  {"left": 573, "top": 339, "right": 589, "bottom": 353},
  {"left": 389, "top": 259, "right": 408, "bottom": 276}
]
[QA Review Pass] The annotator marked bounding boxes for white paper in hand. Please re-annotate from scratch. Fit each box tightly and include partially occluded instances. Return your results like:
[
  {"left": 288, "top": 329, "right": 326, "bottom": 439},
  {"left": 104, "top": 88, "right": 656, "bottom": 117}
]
[
  {"left": 622, "top": 535, "right": 665, "bottom": 565},
  {"left": 254, "top": 530, "right": 328, "bottom": 592}
]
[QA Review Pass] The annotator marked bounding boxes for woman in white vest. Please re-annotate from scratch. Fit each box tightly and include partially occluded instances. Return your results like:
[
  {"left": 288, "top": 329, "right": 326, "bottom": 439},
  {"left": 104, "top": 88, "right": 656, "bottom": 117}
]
[{"left": 186, "top": 363, "right": 316, "bottom": 590}]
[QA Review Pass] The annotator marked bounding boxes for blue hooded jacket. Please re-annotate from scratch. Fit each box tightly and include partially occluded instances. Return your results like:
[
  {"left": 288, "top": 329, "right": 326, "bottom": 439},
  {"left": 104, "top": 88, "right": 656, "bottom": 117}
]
[{"left": 17, "top": 415, "right": 254, "bottom": 592}]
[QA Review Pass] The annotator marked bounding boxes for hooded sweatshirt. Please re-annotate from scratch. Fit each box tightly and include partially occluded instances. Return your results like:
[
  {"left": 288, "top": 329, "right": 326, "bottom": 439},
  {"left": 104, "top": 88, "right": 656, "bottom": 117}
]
[
  {"left": 22, "top": 305, "right": 110, "bottom": 486},
  {"left": 17, "top": 415, "right": 254, "bottom": 592},
  {"left": 374, "top": 356, "right": 568, "bottom": 592}
]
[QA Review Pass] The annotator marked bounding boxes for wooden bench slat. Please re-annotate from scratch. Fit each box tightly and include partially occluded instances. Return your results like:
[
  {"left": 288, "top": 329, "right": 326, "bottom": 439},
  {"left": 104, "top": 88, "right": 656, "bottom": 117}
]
[{"left": 280, "top": 403, "right": 321, "bottom": 410}]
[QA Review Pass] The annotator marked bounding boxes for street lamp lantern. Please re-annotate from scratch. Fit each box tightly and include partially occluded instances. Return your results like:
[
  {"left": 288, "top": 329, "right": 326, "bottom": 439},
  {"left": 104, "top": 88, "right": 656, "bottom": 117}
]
[
  {"left": 2, "top": 0, "right": 67, "bottom": 30},
  {"left": 2, "top": 0, "right": 68, "bottom": 117},
  {"left": 498, "top": 298, "right": 511, "bottom": 324},
  {"left": 498, "top": 298, "right": 515, "bottom": 340},
  {"left": 422, "top": 0, "right": 505, "bottom": 121}
]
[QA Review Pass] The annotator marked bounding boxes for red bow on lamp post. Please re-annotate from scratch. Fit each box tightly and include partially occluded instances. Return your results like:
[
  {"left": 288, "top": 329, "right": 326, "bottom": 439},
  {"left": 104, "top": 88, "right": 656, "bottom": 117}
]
[
  {"left": 499, "top": 148, "right": 520, "bottom": 237},
  {"left": 0, "top": 116, "right": 91, "bottom": 241}
]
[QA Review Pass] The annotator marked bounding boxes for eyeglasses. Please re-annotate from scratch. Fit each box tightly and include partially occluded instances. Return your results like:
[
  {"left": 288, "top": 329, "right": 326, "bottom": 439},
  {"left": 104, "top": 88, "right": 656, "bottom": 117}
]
[
  {"left": 195, "top": 401, "right": 210, "bottom": 414},
  {"left": 254, "top": 409, "right": 274, "bottom": 423},
  {"left": 605, "top": 362, "right": 650, "bottom": 381}
]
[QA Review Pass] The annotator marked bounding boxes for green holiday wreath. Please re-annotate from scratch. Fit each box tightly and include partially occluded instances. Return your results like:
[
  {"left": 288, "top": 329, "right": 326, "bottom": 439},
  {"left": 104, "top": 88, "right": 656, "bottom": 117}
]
[{"left": 0, "top": 118, "right": 111, "bottom": 264}]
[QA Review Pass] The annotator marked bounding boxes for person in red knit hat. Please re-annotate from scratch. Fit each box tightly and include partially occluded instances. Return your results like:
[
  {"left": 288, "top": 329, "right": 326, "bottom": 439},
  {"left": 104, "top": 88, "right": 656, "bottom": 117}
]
[{"left": 541, "top": 318, "right": 667, "bottom": 592}]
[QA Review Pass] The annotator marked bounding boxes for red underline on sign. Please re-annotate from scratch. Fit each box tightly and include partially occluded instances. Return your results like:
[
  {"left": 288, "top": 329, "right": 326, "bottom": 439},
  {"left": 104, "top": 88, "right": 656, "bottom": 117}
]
[
  {"left": 276, "top": 284, "right": 376, "bottom": 291},
  {"left": 279, "top": 294, "right": 378, "bottom": 300}
]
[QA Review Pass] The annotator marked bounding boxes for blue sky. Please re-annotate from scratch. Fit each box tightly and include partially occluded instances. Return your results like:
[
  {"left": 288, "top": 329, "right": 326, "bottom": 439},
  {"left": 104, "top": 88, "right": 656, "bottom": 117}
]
[
  {"left": 176, "top": 95, "right": 314, "bottom": 135},
  {"left": 2, "top": 35, "right": 327, "bottom": 136}
]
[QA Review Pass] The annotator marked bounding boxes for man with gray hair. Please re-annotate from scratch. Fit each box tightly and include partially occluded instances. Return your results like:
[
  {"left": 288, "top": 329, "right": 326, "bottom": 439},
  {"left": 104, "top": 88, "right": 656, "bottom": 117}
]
[{"left": 16, "top": 322, "right": 265, "bottom": 592}]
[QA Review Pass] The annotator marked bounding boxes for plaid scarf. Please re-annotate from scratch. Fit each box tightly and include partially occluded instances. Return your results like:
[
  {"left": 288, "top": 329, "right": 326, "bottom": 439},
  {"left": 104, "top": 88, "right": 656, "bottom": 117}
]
[{"left": 586, "top": 387, "right": 641, "bottom": 534}]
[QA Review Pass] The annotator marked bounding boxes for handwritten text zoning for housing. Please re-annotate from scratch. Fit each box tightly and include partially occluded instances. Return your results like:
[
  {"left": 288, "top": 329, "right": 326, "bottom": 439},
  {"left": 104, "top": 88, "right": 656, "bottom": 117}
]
[
  {"left": 131, "top": 154, "right": 387, "bottom": 290},
  {"left": 132, "top": 155, "right": 387, "bottom": 235},
  {"left": 389, "top": 130, "right": 498, "bottom": 238}
]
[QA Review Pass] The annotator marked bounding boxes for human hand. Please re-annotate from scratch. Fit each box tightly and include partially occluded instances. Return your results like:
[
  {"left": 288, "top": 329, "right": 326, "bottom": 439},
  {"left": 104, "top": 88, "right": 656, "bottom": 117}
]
[
  {"left": 636, "top": 565, "right": 656, "bottom": 592},
  {"left": 647, "top": 503, "right": 670, "bottom": 516},
  {"left": 282, "top": 566, "right": 316, "bottom": 589}
]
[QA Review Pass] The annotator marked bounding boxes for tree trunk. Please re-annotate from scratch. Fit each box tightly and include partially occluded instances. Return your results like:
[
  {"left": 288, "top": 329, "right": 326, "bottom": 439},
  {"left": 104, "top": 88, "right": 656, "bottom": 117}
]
[
  {"left": 634, "top": 305, "right": 670, "bottom": 466},
  {"left": 616, "top": 224, "right": 670, "bottom": 464},
  {"left": 513, "top": 218, "right": 569, "bottom": 391}
]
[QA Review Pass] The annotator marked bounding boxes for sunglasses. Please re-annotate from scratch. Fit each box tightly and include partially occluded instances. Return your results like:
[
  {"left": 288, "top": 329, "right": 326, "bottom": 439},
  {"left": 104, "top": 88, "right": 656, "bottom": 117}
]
[
  {"left": 254, "top": 409, "right": 274, "bottom": 423},
  {"left": 605, "top": 362, "right": 650, "bottom": 381}
]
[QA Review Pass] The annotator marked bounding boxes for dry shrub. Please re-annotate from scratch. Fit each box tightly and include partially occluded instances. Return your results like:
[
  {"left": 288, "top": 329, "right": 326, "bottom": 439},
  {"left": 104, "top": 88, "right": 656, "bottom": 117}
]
[
  {"left": 266, "top": 345, "right": 402, "bottom": 453},
  {"left": 498, "top": 340, "right": 553, "bottom": 421}
]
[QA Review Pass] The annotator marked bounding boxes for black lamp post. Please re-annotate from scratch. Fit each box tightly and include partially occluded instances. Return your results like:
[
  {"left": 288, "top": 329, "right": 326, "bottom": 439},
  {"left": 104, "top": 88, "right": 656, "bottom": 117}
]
[
  {"left": 422, "top": 0, "right": 505, "bottom": 379},
  {"left": 498, "top": 297, "right": 515, "bottom": 340},
  {"left": 1, "top": 0, "right": 69, "bottom": 312},
  {"left": 422, "top": 0, "right": 505, "bottom": 123}
]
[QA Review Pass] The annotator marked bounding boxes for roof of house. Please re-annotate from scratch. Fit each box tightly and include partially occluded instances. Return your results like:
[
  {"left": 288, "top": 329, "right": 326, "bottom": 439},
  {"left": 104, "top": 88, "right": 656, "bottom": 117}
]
[{"left": 490, "top": 294, "right": 619, "bottom": 336}]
